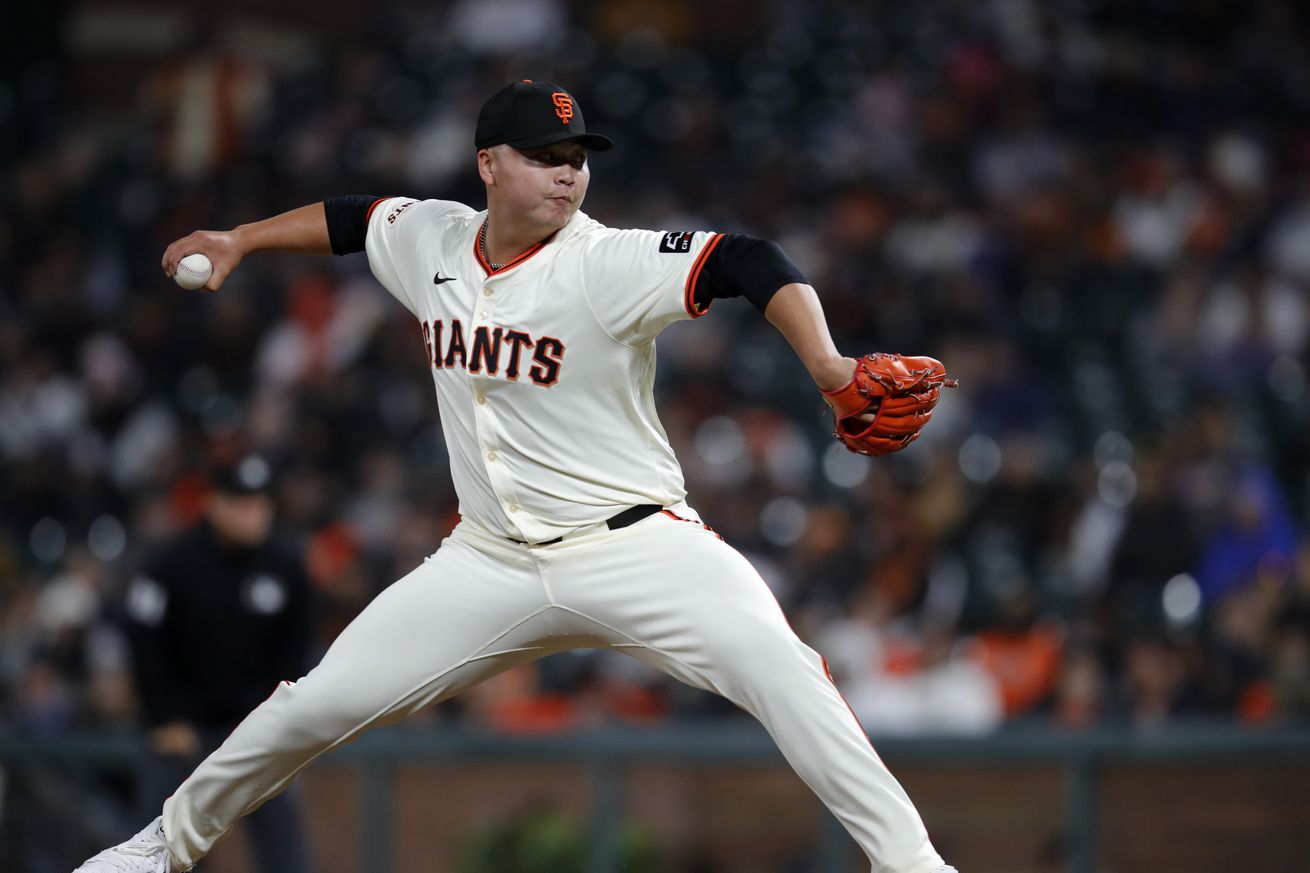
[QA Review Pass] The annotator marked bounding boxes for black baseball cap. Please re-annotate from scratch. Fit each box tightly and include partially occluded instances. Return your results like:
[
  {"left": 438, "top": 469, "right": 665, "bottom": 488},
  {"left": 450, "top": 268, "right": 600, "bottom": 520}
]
[
  {"left": 212, "top": 454, "right": 274, "bottom": 496},
  {"left": 475, "top": 80, "right": 613, "bottom": 152}
]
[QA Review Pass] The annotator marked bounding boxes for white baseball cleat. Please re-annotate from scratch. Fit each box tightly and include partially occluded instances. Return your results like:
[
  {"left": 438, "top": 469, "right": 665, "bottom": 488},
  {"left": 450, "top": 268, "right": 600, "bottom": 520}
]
[{"left": 73, "top": 816, "right": 176, "bottom": 873}]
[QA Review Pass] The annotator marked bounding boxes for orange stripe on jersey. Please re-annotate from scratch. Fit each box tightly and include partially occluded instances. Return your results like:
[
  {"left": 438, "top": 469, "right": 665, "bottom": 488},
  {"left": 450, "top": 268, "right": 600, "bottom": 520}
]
[
  {"left": 365, "top": 198, "right": 388, "bottom": 222},
  {"left": 683, "top": 233, "right": 724, "bottom": 318},
  {"left": 821, "top": 657, "right": 883, "bottom": 755},
  {"left": 659, "top": 509, "right": 723, "bottom": 540},
  {"left": 474, "top": 220, "right": 557, "bottom": 277}
]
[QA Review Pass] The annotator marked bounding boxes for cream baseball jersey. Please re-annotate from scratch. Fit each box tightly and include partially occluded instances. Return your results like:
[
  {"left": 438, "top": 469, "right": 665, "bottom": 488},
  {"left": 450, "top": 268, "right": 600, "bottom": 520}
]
[{"left": 364, "top": 197, "right": 724, "bottom": 544}]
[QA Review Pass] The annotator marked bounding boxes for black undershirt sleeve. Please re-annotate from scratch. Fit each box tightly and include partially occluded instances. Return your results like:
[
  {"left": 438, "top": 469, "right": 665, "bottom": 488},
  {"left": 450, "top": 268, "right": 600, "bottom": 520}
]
[
  {"left": 324, "top": 195, "right": 383, "bottom": 255},
  {"left": 692, "top": 233, "right": 809, "bottom": 314}
]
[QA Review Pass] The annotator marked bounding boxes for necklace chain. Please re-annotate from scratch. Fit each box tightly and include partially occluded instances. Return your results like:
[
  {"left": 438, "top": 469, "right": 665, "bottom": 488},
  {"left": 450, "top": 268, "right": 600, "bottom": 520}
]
[{"left": 479, "top": 222, "right": 504, "bottom": 271}]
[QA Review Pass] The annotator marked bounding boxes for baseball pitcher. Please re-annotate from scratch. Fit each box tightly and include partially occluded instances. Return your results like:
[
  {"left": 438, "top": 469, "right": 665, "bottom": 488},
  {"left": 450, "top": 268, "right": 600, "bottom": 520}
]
[{"left": 77, "top": 81, "right": 958, "bottom": 873}]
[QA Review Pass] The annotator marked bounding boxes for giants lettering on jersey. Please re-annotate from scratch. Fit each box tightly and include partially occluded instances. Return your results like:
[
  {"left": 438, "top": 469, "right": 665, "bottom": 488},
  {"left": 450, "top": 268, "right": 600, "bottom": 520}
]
[
  {"left": 385, "top": 200, "right": 416, "bottom": 224},
  {"left": 420, "top": 320, "right": 565, "bottom": 386}
]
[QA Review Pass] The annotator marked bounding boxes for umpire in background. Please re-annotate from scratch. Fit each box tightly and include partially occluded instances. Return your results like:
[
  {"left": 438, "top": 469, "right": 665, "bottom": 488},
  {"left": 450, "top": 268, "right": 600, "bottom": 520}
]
[{"left": 124, "top": 454, "right": 314, "bottom": 873}]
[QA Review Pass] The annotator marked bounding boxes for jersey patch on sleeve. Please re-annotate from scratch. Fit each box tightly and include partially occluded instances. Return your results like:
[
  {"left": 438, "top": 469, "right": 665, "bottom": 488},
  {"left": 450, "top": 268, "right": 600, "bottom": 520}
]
[{"left": 658, "top": 231, "right": 695, "bottom": 254}]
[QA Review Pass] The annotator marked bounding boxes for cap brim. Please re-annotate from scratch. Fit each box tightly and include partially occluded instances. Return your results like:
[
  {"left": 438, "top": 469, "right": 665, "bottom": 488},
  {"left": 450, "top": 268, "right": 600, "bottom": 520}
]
[{"left": 506, "top": 131, "right": 614, "bottom": 152}]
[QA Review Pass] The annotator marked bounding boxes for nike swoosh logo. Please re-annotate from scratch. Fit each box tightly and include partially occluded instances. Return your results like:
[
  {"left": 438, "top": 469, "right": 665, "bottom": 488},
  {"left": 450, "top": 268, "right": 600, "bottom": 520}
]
[{"left": 434, "top": 273, "right": 456, "bottom": 285}]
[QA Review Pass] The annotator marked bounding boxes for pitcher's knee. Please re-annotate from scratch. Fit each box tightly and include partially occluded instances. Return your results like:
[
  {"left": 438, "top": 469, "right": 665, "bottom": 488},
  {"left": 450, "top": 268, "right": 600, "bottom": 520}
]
[
  {"left": 710, "top": 626, "right": 823, "bottom": 695},
  {"left": 255, "top": 676, "right": 376, "bottom": 749}
]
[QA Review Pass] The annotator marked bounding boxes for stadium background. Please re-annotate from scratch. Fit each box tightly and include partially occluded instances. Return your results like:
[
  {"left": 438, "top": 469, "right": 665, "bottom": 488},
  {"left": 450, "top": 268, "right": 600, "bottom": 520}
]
[{"left": 2, "top": 1, "right": 1309, "bottom": 871}]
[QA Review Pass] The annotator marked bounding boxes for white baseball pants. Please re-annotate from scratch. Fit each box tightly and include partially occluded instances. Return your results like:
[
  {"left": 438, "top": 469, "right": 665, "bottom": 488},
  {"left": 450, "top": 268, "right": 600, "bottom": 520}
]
[{"left": 162, "top": 506, "right": 946, "bottom": 873}]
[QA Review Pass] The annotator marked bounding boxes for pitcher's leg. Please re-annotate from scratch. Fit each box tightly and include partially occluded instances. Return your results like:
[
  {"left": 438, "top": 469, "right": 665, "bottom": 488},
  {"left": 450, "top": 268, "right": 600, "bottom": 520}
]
[
  {"left": 162, "top": 535, "right": 556, "bottom": 868},
  {"left": 551, "top": 517, "right": 947, "bottom": 873}
]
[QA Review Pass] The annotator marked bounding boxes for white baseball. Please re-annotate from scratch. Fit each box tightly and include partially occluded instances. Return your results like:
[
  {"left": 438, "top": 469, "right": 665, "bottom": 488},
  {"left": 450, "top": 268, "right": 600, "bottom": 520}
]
[{"left": 174, "top": 253, "right": 213, "bottom": 290}]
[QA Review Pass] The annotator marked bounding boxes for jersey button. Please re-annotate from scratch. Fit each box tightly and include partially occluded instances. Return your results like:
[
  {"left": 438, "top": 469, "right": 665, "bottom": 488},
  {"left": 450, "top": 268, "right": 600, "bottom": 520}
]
[
  {"left": 479, "top": 311, "right": 489, "bottom": 319},
  {"left": 482, "top": 288, "right": 493, "bottom": 298},
  {"left": 475, "top": 393, "right": 487, "bottom": 405},
  {"left": 508, "top": 504, "right": 520, "bottom": 513},
  {"left": 486, "top": 451, "right": 497, "bottom": 462}
]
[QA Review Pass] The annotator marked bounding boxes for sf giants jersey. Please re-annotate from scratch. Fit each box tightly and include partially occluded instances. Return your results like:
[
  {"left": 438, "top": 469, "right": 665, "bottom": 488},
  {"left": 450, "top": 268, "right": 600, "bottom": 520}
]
[{"left": 365, "top": 197, "right": 723, "bottom": 543}]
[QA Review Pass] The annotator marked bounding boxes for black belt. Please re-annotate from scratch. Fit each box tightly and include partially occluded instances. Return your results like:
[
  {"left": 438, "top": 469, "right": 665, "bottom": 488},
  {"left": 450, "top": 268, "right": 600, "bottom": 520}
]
[{"left": 510, "top": 504, "right": 663, "bottom": 547}]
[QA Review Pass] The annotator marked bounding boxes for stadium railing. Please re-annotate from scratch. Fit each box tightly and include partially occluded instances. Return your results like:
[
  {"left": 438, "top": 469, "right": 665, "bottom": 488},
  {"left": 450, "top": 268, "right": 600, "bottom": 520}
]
[{"left": 4, "top": 723, "right": 1309, "bottom": 873}]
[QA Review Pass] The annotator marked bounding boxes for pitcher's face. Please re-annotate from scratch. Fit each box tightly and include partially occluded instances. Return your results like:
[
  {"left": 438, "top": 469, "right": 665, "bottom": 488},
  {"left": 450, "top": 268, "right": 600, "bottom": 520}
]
[{"left": 479, "top": 142, "right": 590, "bottom": 231}]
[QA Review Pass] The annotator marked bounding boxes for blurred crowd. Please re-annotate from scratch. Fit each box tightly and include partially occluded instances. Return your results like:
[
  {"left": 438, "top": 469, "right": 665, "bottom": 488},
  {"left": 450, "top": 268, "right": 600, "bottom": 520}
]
[{"left": 3, "top": 0, "right": 1310, "bottom": 750}]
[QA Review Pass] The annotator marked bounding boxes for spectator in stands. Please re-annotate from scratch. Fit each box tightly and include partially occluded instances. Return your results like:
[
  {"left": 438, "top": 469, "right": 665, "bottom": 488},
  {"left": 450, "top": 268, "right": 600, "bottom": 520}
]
[{"left": 2, "top": 0, "right": 1308, "bottom": 735}]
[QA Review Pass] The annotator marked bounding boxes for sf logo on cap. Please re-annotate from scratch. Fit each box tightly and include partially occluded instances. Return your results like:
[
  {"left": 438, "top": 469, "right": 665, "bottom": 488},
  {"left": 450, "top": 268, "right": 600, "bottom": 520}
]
[{"left": 551, "top": 92, "right": 574, "bottom": 125}]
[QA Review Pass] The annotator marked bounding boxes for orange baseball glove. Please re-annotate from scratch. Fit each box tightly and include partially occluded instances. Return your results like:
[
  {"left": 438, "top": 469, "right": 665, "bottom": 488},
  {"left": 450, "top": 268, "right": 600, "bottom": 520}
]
[{"left": 821, "top": 353, "right": 957, "bottom": 456}]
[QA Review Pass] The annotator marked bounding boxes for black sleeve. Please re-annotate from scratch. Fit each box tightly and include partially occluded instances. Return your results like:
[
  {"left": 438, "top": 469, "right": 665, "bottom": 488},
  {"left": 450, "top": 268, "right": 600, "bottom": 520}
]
[
  {"left": 324, "top": 195, "right": 384, "bottom": 255},
  {"left": 691, "top": 233, "right": 809, "bottom": 314}
]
